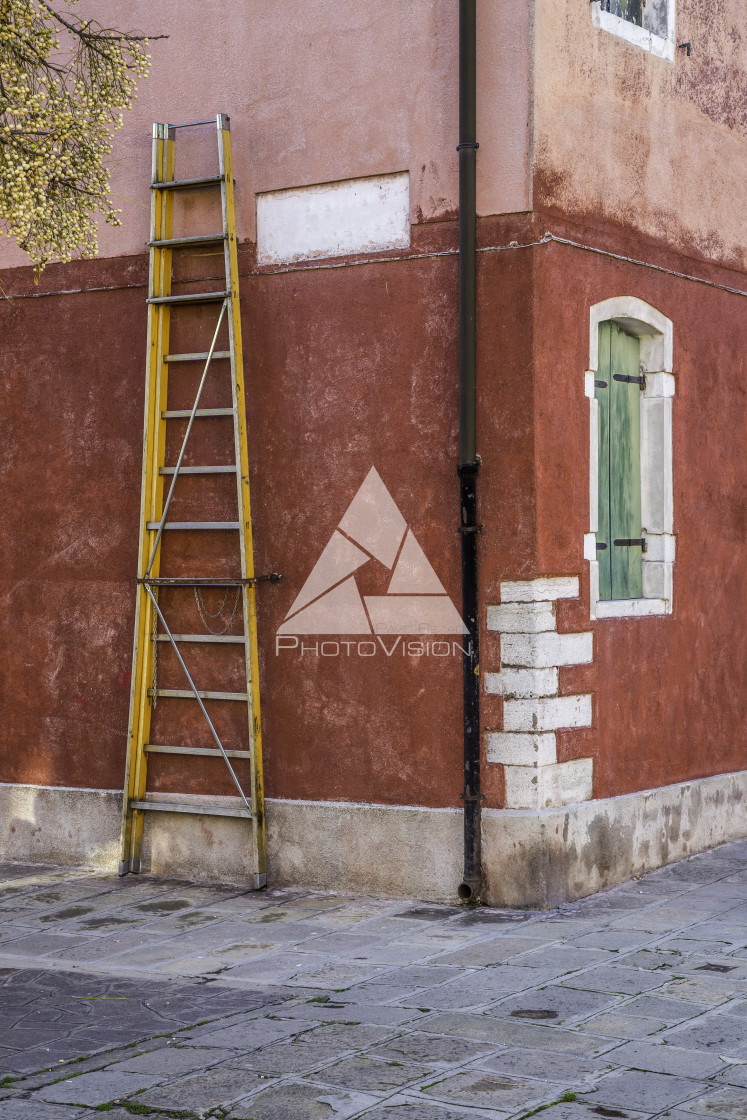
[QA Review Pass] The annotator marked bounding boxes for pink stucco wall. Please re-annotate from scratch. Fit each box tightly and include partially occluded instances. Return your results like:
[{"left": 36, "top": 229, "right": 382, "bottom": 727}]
[
  {"left": 0, "top": 0, "right": 532, "bottom": 270},
  {"left": 534, "top": 0, "right": 747, "bottom": 270}
]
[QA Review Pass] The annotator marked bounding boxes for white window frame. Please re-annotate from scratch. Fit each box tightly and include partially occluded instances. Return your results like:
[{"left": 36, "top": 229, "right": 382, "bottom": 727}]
[
  {"left": 591, "top": 0, "right": 676, "bottom": 62},
  {"left": 585, "top": 297, "right": 675, "bottom": 620}
]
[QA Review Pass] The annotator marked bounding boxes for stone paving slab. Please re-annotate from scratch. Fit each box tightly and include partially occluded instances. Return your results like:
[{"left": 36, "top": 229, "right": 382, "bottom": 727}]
[
  {"left": 588, "top": 1069, "right": 711, "bottom": 1110},
  {"left": 309, "top": 1055, "right": 431, "bottom": 1092},
  {"left": 369, "top": 1032, "right": 495, "bottom": 1067},
  {"left": 423, "top": 1012, "right": 616, "bottom": 1054},
  {"left": 602, "top": 1040, "right": 728, "bottom": 1078},
  {"left": 717, "top": 1067, "right": 747, "bottom": 1089},
  {"left": 359, "top": 1104, "right": 511, "bottom": 1120},
  {"left": 686, "top": 1086, "right": 747, "bottom": 1118},
  {"left": 34, "top": 1068, "right": 162, "bottom": 1105},
  {"left": 224, "top": 1079, "right": 381, "bottom": 1118},
  {"left": 134, "top": 1065, "right": 267, "bottom": 1115},
  {"left": 0, "top": 1103, "right": 89, "bottom": 1119},
  {"left": 664, "top": 1013, "right": 747, "bottom": 1056},
  {"left": 476, "top": 1046, "right": 617, "bottom": 1085},
  {"left": 1, "top": 841, "right": 747, "bottom": 1118},
  {"left": 579, "top": 1011, "right": 670, "bottom": 1038},
  {"left": 422, "top": 1069, "right": 564, "bottom": 1111},
  {"left": 489, "top": 984, "right": 621, "bottom": 1023}
]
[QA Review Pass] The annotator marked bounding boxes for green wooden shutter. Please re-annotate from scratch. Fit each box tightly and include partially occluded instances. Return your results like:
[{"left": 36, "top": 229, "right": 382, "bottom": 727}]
[
  {"left": 596, "top": 322, "right": 643, "bottom": 601},
  {"left": 596, "top": 323, "right": 613, "bottom": 600}
]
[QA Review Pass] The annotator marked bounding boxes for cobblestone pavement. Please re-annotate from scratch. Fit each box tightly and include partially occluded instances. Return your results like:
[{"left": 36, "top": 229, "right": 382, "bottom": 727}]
[{"left": 1, "top": 841, "right": 746, "bottom": 1120}]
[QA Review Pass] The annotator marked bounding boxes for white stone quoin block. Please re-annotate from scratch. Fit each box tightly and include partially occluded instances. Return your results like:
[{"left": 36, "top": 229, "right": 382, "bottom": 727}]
[
  {"left": 643, "top": 533, "right": 676, "bottom": 563},
  {"left": 504, "top": 757, "right": 594, "bottom": 810},
  {"left": 642, "top": 371, "right": 675, "bottom": 398},
  {"left": 642, "top": 562, "right": 673, "bottom": 602},
  {"left": 485, "top": 572, "right": 596, "bottom": 812},
  {"left": 486, "top": 731, "right": 557, "bottom": 768},
  {"left": 503, "top": 694, "right": 592, "bottom": 734},
  {"left": 500, "top": 630, "right": 593, "bottom": 669},
  {"left": 257, "top": 172, "right": 410, "bottom": 265},
  {"left": 583, "top": 533, "right": 597, "bottom": 563},
  {"left": 484, "top": 668, "right": 558, "bottom": 698},
  {"left": 500, "top": 577, "right": 579, "bottom": 603},
  {"left": 487, "top": 602, "right": 556, "bottom": 633}
]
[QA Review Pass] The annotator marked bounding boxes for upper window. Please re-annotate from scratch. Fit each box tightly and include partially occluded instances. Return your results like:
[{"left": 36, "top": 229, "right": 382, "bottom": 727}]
[
  {"left": 602, "top": 0, "right": 643, "bottom": 27},
  {"left": 591, "top": 0, "right": 675, "bottom": 61}
]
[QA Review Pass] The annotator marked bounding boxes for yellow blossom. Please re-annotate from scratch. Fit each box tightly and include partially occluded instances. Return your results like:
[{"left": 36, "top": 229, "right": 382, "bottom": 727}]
[{"left": 0, "top": 0, "right": 157, "bottom": 274}]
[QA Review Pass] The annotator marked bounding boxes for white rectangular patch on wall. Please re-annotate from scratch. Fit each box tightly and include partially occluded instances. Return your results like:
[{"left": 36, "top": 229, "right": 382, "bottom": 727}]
[{"left": 256, "top": 172, "right": 410, "bottom": 265}]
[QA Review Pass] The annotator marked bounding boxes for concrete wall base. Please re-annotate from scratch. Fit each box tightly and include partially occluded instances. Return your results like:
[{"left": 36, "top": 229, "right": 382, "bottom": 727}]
[
  {"left": 0, "top": 771, "right": 745, "bottom": 905},
  {"left": 0, "top": 783, "right": 122, "bottom": 871},
  {"left": 483, "top": 769, "right": 747, "bottom": 907}
]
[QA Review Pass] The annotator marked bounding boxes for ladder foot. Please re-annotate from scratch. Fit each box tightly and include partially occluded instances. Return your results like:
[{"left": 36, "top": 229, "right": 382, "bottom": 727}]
[
  {"left": 253, "top": 872, "right": 267, "bottom": 890},
  {"left": 118, "top": 860, "right": 130, "bottom": 877}
]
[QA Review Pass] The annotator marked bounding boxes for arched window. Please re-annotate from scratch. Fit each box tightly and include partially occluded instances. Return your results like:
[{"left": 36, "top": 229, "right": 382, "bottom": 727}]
[{"left": 585, "top": 298, "right": 675, "bottom": 619}]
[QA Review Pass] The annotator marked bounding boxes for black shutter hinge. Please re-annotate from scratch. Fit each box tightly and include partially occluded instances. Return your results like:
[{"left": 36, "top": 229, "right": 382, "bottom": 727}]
[
  {"left": 613, "top": 373, "right": 646, "bottom": 389},
  {"left": 613, "top": 538, "right": 647, "bottom": 553}
]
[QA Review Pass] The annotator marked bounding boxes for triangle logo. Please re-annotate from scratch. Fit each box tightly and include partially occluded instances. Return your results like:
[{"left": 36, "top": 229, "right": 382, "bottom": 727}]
[{"left": 278, "top": 467, "right": 468, "bottom": 635}]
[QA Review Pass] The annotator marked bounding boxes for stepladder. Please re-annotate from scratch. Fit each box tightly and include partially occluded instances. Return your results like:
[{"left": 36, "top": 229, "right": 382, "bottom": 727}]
[{"left": 119, "top": 115, "right": 276, "bottom": 888}]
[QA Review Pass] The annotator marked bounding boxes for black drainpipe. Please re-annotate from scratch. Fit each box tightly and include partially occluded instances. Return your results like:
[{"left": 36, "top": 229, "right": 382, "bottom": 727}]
[{"left": 457, "top": 0, "right": 481, "bottom": 903}]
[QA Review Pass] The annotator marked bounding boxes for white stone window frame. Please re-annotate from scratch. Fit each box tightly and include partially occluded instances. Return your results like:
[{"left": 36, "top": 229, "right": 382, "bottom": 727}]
[
  {"left": 585, "top": 297, "right": 675, "bottom": 621},
  {"left": 591, "top": 1, "right": 676, "bottom": 62}
]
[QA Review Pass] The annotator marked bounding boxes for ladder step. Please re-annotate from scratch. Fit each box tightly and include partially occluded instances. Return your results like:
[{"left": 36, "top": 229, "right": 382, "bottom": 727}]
[
  {"left": 148, "top": 688, "right": 249, "bottom": 701},
  {"left": 165, "top": 351, "right": 231, "bottom": 363},
  {"left": 151, "top": 175, "right": 223, "bottom": 191},
  {"left": 141, "top": 577, "right": 245, "bottom": 586},
  {"left": 155, "top": 634, "right": 246, "bottom": 644},
  {"left": 148, "top": 291, "right": 229, "bottom": 307},
  {"left": 150, "top": 234, "right": 226, "bottom": 249},
  {"left": 160, "top": 466, "right": 237, "bottom": 475},
  {"left": 146, "top": 521, "right": 240, "bottom": 530},
  {"left": 145, "top": 744, "right": 252, "bottom": 759},
  {"left": 130, "top": 799, "right": 252, "bottom": 819},
  {"left": 162, "top": 408, "right": 234, "bottom": 419}
]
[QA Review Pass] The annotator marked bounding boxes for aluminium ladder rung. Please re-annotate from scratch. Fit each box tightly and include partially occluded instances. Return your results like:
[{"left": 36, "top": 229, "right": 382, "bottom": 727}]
[
  {"left": 145, "top": 744, "right": 251, "bottom": 759},
  {"left": 160, "top": 465, "right": 237, "bottom": 475},
  {"left": 165, "top": 351, "right": 231, "bottom": 363},
  {"left": 130, "top": 799, "right": 251, "bottom": 819},
  {"left": 148, "top": 688, "right": 249, "bottom": 701},
  {"left": 146, "top": 521, "right": 240, "bottom": 530},
  {"left": 150, "top": 234, "right": 226, "bottom": 249},
  {"left": 140, "top": 577, "right": 247, "bottom": 586},
  {"left": 155, "top": 634, "right": 246, "bottom": 644},
  {"left": 151, "top": 175, "right": 224, "bottom": 191},
  {"left": 171, "top": 119, "right": 221, "bottom": 129},
  {"left": 161, "top": 409, "right": 234, "bottom": 421},
  {"left": 147, "top": 291, "right": 229, "bottom": 307}
]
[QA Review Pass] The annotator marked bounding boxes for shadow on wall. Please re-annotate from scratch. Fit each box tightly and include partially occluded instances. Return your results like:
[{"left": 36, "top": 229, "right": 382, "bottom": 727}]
[{"left": 0, "top": 783, "right": 122, "bottom": 869}]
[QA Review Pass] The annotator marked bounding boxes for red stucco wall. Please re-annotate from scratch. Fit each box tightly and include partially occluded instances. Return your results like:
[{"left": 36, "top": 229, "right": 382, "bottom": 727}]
[{"left": 1, "top": 214, "right": 745, "bottom": 808}]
